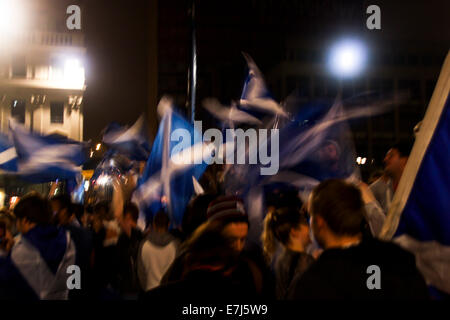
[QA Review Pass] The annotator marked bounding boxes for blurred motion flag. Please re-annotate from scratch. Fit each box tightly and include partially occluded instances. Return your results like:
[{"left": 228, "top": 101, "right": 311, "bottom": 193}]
[
  {"left": 239, "top": 52, "right": 287, "bottom": 119},
  {"left": 102, "top": 115, "right": 151, "bottom": 161},
  {"left": 380, "top": 52, "right": 450, "bottom": 295},
  {"left": 133, "top": 97, "right": 209, "bottom": 228},
  {"left": 9, "top": 120, "right": 87, "bottom": 182},
  {"left": 0, "top": 132, "right": 17, "bottom": 172}
]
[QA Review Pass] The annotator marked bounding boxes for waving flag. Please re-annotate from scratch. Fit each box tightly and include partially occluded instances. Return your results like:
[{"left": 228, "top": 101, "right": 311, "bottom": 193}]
[
  {"left": 9, "top": 120, "right": 87, "bottom": 182},
  {"left": 239, "top": 53, "right": 287, "bottom": 118},
  {"left": 0, "top": 133, "right": 17, "bottom": 172},
  {"left": 102, "top": 115, "right": 151, "bottom": 161},
  {"left": 202, "top": 98, "right": 263, "bottom": 126},
  {"left": 380, "top": 52, "right": 450, "bottom": 295},
  {"left": 133, "top": 97, "right": 209, "bottom": 228}
]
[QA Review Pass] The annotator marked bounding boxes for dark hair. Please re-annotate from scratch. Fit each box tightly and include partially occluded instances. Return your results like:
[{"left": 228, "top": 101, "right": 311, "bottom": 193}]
[
  {"left": 262, "top": 206, "right": 308, "bottom": 261},
  {"left": 391, "top": 140, "right": 413, "bottom": 158},
  {"left": 50, "top": 193, "right": 72, "bottom": 212},
  {"left": 93, "top": 201, "right": 110, "bottom": 219},
  {"left": 182, "top": 219, "right": 239, "bottom": 276},
  {"left": 14, "top": 193, "right": 52, "bottom": 225},
  {"left": 311, "top": 179, "right": 365, "bottom": 236},
  {"left": 153, "top": 209, "right": 170, "bottom": 229},
  {"left": 182, "top": 193, "right": 216, "bottom": 237},
  {"left": 123, "top": 202, "right": 139, "bottom": 222}
]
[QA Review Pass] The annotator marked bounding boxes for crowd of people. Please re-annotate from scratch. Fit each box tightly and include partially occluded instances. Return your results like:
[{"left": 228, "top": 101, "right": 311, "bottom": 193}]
[{"left": 0, "top": 141, "right": 432, "bottom": 300}]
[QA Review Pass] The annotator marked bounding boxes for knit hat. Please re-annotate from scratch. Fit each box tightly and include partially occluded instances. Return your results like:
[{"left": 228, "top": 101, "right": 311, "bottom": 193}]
[{"left": 206, "top": 195, "right": 247, "bottom": 223}]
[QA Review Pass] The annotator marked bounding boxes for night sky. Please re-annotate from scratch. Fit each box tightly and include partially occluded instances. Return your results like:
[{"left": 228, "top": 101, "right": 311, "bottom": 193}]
[
  {"left": 79, "top": 0, "right": 450, "bottom": 142},
  {"left": 82, "top": 0, "right": 150, "bottom": 142}
]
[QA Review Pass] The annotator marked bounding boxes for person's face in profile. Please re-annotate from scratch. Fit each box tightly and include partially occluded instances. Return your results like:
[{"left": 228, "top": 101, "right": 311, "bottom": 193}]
[{"left": 223, "top": 222, "right": 248, "bottom": 252}]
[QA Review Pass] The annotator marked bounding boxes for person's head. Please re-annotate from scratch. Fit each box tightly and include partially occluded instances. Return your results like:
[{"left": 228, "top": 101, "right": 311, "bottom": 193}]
[
  {"left": 93, "top": 200, "right": 110, "bottom": 220},
  {"left": 182, "top": 218, "right": 241, "bottom": 277},
  {"left": 207, "top": 196, "right": 249, "bottom": 252},
  {"left": 317, "top": 140, "right": 341, "bottom": 164},
  {"left": 152, "top": 209, "right": 170, "bottom": 233},
  {"left": 120, "top": 202, "right": 139, "bottom": 234},
  {"left": 182, "top": 193, "right": 216, "bottom": 237},
  {"left": 262, "top": 206, "right": 310, "bottom": 261},
  {"left": 0, "top": 208, "right": 16, "bottom": 237},
  {"left": 308, "top": 179, "right": 365, "bottom": 249},
  {"left": 384, "top": 141, "right": 413, "bottom": 178},
  {"left": 50, "top": 194, "right": 73, "bottom": 226},
  {"left": 14, "top": 193, "right": 52, "bottom": 234}
]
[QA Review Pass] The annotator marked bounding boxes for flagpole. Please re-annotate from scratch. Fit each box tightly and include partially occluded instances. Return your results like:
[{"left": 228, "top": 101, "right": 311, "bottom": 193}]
[{"left": 187, "top": 0, "right": 197, "bottom": 123}]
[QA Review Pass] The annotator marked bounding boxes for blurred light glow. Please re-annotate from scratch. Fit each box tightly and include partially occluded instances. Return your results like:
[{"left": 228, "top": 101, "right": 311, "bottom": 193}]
[
  {"left": 64, "top": 58, "right": 85, "bottom": 89},
  {"left": 96, "top": 175, "right": 110, "bottom": 186},
  {"left": 96, "top": 143, "right": 101, "bottom": 151},
  {"left": 356, "top": 156, "right": 362, "bottom": 164},
  {"left": 84, "top": 181, "right": 90, "bottom": 192},
  {"left": 9, "top": 196, "right": 19, "bottom": 208},
  {"left": 328, "top": 39, "right": 366, "bottom": 77},
  {"left": 0, "top": 0, "right": 25, "bottom": 35},
  {"left": 361, "top": 157, "right": 367, "bottom": 165},
  {"left": 0, "top": 190, "right": 5, "bottom": 207}
]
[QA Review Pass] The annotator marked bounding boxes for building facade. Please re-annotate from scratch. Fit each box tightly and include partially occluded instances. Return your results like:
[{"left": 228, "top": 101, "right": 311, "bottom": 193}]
[{"left": 0, "top": 1, "right": 85, "bottom": 141}]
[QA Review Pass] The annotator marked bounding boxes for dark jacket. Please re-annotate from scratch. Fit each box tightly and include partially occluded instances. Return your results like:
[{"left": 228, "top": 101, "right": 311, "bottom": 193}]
[
  {"left": 114, "top": 228, "right": 143, "bottom": 297},
  {"left": 64, "top": 224, "right": 93, "bottom": 300},
  {"left": 143, "top": 268, "right": 257, "bottom": 301},
  {"left": 287, "top": 238, "right": 429, "bottom": 300},
  {"left": 274, "top": 249, "right": 314, "bottom": 299}
]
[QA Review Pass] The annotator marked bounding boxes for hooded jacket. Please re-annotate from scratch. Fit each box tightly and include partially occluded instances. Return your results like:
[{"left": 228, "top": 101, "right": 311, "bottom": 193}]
[{"left": 137, "top": 231, "right": 179, "bottom": 292}]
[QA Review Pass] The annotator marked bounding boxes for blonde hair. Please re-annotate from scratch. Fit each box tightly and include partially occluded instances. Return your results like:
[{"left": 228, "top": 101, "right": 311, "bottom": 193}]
[{"left": 262, "top": 206, "right": 308, "bottom": 263}]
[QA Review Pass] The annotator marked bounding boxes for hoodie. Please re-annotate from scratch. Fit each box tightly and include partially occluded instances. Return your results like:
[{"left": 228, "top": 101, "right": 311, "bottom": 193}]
[{"left": 137, "top": 231, "right": 179, "bottom": 292}]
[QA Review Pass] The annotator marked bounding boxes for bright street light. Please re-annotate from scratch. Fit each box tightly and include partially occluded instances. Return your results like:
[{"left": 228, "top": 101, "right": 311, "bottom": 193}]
[
  {"left": 64, "top": 58, "right": 85, "bottom": 89},
  {"left": 0, "top": 0, "right": 26, "bottom": 36},
  {"left": 96, "top": 143, "right": 101, "bottom": 151},
  {"left": 328, "top": 39, "right": 367, "bottom": 78}
]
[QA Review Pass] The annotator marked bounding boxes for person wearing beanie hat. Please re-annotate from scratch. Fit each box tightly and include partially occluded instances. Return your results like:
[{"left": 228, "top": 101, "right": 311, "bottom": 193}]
[{"left": 206, "top": 195, "right": 249, "bottom": 252}]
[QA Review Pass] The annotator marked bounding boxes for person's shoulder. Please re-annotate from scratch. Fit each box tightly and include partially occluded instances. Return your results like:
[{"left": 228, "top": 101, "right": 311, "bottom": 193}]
[{"left": 361, "top": 238, "right": 414, "bottom": 259}]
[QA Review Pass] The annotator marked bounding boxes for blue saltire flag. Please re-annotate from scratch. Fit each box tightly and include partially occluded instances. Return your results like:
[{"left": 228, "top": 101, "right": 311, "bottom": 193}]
[
  {"left": 0, "top": 132, "right": 18, "bottom": 172},
  {"left": 9, "top": 120, "right": 88, "bottom": 182},
  {"left": 238, "top": 53, "right": 287, "bottom": 119},
  {"left": 102, "top": 115, "right": 151, "bottom": 161},
  {"left": 380, "top": 52, "right": 450, "bottom": 296},
  {"left": 133, "top": 99, "right": 209, "bottom": 228}
]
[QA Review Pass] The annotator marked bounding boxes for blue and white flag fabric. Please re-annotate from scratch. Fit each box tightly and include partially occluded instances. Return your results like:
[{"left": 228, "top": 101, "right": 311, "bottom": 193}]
[
  {"left": 0, "top": 132, "right": 17, "bottom": 172},
  {"left": 9, "top": 120, "right": 87, "bottom": 182},
  {"left": 380, "top": 52, "right": 450, "bottom": 295},
  {"left": 102, "top": 115, "right": 151, "bottom": 161},
  {"left": 239, "top": 52, "right": 287, "bottom": 119},
  {"left": 132, "top": 97, "right": 210, "bottom": 229}
]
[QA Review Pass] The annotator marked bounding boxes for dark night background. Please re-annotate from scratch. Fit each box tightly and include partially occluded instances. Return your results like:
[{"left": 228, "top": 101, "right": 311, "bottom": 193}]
[{"left": 73, "top": 0, "right": 449, "bottom": 172}]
